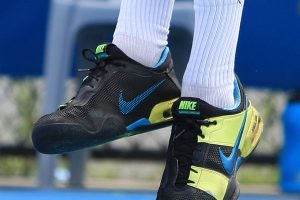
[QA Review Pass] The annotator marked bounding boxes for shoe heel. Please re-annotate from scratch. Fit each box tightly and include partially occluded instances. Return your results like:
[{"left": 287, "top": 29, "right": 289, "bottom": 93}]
[
  {"left": 229, "top": 186, "right": 240, "bottom": 200},
  {"left": 224, "top": 177, "right": 240, "bottom": 200},
  {"left": 241, "top": 106, "right": 264, "bottom": 158}
]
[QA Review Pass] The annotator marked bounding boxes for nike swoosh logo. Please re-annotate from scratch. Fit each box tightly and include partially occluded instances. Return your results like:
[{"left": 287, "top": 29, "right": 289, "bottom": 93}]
[
  {"left": 119, "top": 80, "right": 165, "bottom": 115},
  {"left": 219, "top": 100, "right": 249, "bottom": 176}
]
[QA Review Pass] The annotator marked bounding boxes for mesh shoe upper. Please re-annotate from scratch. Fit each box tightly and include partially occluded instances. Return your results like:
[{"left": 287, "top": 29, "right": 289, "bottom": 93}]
[
  {"left": 32, "top": 44, "right": 180, "bottom": 154},
  {"left": 36, "top": 71, "right": 179, "bottom": 130}
]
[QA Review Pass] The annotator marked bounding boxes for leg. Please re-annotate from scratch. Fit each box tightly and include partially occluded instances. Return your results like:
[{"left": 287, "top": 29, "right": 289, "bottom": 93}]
[
  {"left": 182, "top": 0, "right": 244, "bottom": 108},
  {"left": 157, "top": 1, "right": 264, "bottom": 199}
]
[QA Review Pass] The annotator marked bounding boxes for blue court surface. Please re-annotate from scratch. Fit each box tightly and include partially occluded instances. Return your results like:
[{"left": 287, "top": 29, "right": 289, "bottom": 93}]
[{"left": 1, "top": 188, "right": 300, "bottom": 200}]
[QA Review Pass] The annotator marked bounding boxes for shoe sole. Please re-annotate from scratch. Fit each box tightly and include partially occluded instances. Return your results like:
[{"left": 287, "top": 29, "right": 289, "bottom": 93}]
[
  {"left": 32, "top": 120, "right": 172, "bottom": 154},
  {"left": 32, "top": 99, "right": 178, "bottom": 154}
]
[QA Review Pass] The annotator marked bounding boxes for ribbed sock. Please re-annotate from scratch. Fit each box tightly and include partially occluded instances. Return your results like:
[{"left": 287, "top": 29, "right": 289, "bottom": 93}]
[
  {"left": 181, "top": 0, "right": 244, "bottom": 108},
  {"left": 113, "top": 0, "right": 174, "bottom": 67}
]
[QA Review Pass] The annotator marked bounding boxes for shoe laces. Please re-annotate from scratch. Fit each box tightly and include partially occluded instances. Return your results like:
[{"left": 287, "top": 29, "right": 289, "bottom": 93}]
[
  {"left": 58, "top": 48, "right": 125, "bottom": 110},
  {"left": 78, "top": 49, "right": 125, "bottom": 86},
  {"left": 173, "top": 118, "right": 217, "bottom": 187}
]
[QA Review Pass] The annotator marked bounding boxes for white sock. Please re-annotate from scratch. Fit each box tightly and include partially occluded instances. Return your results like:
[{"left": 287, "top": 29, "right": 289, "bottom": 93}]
[
  {"left": 113, "top": 0, "right": 174, "bottom": 67},
  {"left": 182, "top": 0, "right": 244, "bottom": 108}
]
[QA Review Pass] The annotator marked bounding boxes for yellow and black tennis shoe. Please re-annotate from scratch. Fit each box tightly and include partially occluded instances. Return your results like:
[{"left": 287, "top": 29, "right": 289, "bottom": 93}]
[
  {"left": 32, "top": 43, "right": 180, "bottom": 154},
  {"left": 157, "top": 78, "right": 263, "bottom": 200}
]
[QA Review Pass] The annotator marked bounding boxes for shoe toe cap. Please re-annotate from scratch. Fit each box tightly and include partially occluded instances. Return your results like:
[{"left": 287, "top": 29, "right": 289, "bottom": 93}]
[{"left": 32, "top": 111, "right": 126, "bottom": 154}]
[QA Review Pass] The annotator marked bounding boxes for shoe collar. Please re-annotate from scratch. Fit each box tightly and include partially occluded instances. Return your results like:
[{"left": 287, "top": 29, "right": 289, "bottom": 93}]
[{"left": 172, "top": 77, "right": 247, "bottom": 120}]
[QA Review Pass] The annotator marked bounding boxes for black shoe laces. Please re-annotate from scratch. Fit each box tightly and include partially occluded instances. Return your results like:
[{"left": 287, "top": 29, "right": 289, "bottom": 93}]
[
  {"left": 58, "top": 48, "right": 124, "bottom": 110},
  {"left": 173, "top": 118, "right": 217, "bottom": 187}
]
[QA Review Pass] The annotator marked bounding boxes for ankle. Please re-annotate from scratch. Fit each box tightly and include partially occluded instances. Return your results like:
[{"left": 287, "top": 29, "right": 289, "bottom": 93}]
[
  {"left": 113, "top": 35, "right": 165, "bottom": 67},
  {"left": 181, "top": 83, "right": 235, "bottom": 109}
]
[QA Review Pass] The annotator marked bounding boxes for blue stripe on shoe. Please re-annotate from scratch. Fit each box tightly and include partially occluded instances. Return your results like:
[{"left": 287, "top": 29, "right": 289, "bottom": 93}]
[
  {"left": 224, "top": 79, "right": 242, "bottom": 110},
  {"left": 219, "top": 99, "right": 249, "bottom": 176},
  {"left": 119, "top": 80, "right": 165, "bottom": 115},
  {"left": 154, "top": 47, "right": 170, "bottom": 68},
  {"left": 126, "top": 118, "right": 151, "bottom": 131}
]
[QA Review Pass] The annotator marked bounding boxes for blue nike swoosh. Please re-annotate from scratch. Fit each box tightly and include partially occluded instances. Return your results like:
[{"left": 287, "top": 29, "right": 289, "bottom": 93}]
[
  {"left": 219, "top": 99, "right": 249, "bottom": 176},
  {"left": 119, "top": 80, "right": 165, "bottom": 115}
]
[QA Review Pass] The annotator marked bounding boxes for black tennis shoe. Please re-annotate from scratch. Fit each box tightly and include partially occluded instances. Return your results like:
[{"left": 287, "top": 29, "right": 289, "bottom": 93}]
[{"left": 32, "top": 43, "right": 180, "bottom": 154}]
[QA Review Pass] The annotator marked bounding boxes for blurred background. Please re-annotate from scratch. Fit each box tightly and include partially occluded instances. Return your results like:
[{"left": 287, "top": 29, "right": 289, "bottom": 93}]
[{"left": 0, "top": 0, "right": 300, "bottom": 199}]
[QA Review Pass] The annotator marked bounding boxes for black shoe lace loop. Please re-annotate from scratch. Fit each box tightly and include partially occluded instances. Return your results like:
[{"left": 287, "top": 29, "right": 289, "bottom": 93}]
[
  {"left": 78, "top": 49, "right": 109, "bottom": 80},
  {"left": 177, "top": 118, "right": 216, "bottom": 139},
  {"left": 78, "top": 49, "right": 126, "bottom": 83},
  {"left": 173, "top": 118, "right": 217, "bottom": 186}
]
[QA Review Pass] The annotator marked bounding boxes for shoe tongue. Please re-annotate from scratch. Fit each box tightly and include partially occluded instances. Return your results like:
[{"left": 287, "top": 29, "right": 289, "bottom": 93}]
[
  {"left": 95, "top": 43, "right": 132, "bottom": 61},
  {"left": 172, "top": 97, "right": 226, "bottom": 119}
]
